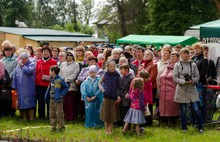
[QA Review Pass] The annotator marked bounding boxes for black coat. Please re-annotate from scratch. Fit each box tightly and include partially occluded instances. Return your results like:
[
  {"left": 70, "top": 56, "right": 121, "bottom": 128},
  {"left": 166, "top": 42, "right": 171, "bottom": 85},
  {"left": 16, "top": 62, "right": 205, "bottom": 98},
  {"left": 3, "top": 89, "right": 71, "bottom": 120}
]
[{"left": 192, "top": 54, "right": 208, "bottom": 85}]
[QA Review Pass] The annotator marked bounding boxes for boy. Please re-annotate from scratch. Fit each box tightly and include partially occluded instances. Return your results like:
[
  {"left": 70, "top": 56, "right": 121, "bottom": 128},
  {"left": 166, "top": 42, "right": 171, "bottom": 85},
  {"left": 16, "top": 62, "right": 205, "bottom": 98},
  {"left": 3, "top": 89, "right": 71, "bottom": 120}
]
[
  {"left": 116, "top": 64, "right": 134, "bottom": 126},
  {"left": 45, "top": 65, "right": 69, "bottom": 132}
]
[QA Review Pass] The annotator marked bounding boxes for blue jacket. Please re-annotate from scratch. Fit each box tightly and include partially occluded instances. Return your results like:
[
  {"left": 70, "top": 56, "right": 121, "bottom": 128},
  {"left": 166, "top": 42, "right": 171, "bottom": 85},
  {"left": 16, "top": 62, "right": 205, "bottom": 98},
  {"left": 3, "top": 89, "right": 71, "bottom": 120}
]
[
  {"left": 45, "top": 75, "right": 69, "bottom": 102},
  {"left": 81, "top": 76, "right": 102, "bottom": 100},
  {"left": 12, "top": 60, "right": 36, "bottom": 109}
]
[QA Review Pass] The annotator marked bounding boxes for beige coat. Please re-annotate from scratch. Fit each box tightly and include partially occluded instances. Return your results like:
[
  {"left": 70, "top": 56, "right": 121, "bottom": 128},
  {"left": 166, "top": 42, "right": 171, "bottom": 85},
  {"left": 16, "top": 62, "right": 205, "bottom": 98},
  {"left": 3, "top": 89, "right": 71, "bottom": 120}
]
[
  {"left": 173, "top": 61, "right": 200, "bottom": 103},
  {"left": 59, "top": 51, "right": 80, "bottom": 91}
]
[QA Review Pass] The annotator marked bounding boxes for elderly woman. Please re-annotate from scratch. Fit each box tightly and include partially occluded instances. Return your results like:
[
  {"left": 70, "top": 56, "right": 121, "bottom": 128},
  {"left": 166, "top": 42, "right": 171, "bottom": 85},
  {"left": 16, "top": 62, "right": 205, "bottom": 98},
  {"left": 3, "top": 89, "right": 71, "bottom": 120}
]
[
  {"left": 159, "top": 51, "right": 180, "bottom": 126},
  {"left": 35, "top": 45, "right": 57, "bottom": 119},
  {"left": 116, "top": 57, "right": 135, "bottom": 78},
  {"left": 57, "top": 52, "right": 66, "bottom": 66},
  {"left": 156, "top": 45, "right": 171, "bottom": 106},
  {"left": 1, "top": 40, "right": 17, "bottom": 116},
  {"left": 111, "top": 48, "right": 123, "bottom": 65},
  {"left": 60, "top": 51, "right": 80, "bottom": 121},
  {"left": 12, "top": 52, "right": 36, "bottom": 121},
  {"left": 139, "top": 49, "right": 157, "bottom": 126},
  {"left": 75, "top": 46, "right": 85, "bottom": 63},
  {"left": 51, "top": 46, "right": 60, "bottom": 62}
]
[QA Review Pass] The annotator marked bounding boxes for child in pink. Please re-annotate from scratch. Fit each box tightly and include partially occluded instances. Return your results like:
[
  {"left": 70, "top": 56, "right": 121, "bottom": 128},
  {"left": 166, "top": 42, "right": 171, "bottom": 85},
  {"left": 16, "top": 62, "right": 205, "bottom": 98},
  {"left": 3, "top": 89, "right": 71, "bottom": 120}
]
[{"left": 123, "top": 78, "right": 146, "bottom": 135}]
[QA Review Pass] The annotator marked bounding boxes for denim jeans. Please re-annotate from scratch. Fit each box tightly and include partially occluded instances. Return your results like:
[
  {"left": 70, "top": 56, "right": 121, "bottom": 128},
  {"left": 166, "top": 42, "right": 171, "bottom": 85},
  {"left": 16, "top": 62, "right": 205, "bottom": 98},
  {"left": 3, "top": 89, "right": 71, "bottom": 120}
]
[{"left": 179, "top": 101, "right": 203, "bottom": 130}]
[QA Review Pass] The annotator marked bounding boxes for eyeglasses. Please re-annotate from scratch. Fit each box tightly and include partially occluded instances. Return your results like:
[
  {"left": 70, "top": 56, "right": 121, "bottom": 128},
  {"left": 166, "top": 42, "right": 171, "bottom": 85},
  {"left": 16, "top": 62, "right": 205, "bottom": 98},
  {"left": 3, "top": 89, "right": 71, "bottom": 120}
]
[{"left": 67, "top": 54, "right": 73, "bottom": 56}]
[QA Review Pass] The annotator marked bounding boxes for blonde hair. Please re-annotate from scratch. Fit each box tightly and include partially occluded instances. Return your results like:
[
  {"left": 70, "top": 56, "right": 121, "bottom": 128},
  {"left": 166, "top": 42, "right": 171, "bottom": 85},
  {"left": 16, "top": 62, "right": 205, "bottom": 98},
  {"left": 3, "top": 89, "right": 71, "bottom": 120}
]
[
  {"left": 192, "top": 42, "right": 203, "bottom": 50},
  {"left": 2, "top": 40, "right": 12, "bottom": 49}
]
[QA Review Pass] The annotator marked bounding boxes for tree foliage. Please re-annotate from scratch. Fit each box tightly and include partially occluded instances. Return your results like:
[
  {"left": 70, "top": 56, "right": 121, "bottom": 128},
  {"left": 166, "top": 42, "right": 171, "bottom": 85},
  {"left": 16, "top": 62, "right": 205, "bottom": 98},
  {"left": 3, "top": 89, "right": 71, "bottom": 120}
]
[
  {"left": 0, "top": 0, "right": 32, "bottom": 27},
  {"left": 96, "top": 0, "right": 219, "bottom": 39},
  {"left": 147, "top": 0, "right": 218, "bottom": 35}
]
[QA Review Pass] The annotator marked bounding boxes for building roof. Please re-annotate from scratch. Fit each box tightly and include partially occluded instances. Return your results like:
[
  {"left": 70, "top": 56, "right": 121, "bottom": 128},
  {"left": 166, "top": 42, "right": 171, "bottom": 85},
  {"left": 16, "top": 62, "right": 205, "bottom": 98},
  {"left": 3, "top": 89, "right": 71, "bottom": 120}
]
[
  {"left": 0, "top": 26, "right": 105, "bottom": 42},
  {"left": 24, "top": 36, "right": 105, "bottom": 42},
  {"left": 0, "top": 27, "right": 90, "bottom": 37}
]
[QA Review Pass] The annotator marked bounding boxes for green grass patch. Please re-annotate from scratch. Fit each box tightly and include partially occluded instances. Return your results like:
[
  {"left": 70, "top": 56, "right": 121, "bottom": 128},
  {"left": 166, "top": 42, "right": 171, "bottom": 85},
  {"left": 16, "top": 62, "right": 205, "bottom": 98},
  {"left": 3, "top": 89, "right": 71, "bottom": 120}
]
[{"left": 0, "top": 112, "right": 220, "bottom": 142}]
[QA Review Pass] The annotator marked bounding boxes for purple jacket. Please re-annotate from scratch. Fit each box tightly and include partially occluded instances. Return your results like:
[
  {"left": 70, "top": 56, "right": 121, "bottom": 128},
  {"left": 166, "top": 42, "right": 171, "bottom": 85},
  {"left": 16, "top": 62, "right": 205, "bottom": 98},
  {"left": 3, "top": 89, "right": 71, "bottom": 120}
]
[{"left": 77, "top": 66, "right": 104, "bottom": 82}]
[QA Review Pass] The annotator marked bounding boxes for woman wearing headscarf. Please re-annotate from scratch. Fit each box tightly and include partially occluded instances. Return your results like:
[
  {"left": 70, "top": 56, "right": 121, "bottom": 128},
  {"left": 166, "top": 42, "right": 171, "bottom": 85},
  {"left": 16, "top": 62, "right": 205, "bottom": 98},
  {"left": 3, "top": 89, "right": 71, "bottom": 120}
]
[{"left": 12, "top": 52, "right": 36, "bottom": 121}]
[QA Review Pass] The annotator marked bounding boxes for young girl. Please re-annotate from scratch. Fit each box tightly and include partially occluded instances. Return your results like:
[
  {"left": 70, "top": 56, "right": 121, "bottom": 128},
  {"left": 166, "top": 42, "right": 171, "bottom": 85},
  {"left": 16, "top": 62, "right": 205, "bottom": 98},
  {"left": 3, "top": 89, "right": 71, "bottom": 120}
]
[
  {"left": 80, "top": 65, "right": 103, "bottom": 128},
  {"left": 99, "top": 60, "right": 120, "bottom": 134},
  {"left": 123, "top": 78, "right": 146, "bottom": 135}
]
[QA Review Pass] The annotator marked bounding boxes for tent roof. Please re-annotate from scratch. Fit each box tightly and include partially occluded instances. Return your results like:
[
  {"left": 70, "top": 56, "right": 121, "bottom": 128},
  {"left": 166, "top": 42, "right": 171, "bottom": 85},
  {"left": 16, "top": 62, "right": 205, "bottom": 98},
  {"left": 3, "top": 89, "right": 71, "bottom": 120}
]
[
  {"left": 117, "top": 35, "right": 198, "bottom": 46},
  {"left": 190, "top": 19, "right": 220, "bottom": 30}
]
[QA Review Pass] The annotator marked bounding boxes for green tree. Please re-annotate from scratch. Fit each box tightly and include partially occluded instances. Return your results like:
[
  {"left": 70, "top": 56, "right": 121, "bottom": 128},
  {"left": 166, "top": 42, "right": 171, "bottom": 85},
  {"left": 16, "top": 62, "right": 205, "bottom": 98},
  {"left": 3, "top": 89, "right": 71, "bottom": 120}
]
[
  {"left": 32, "top": 0, "right": 58, "bottom": 28},
  {"left": 147, "top": 0, "right": 218, "bottom": 35},
  {"left": 0, "top": 0, "right": 32, "bottom": 27},
  {"left": 78, "top": 0, "right": 94, "bottom": 25}
]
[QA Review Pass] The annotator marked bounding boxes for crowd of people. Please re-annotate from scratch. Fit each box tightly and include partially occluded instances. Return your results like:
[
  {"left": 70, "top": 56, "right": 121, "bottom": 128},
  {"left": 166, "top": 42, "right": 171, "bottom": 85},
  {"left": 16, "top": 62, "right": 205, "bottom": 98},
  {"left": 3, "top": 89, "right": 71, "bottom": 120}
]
[{"left": 0, "top": 40, "right": 218, "bottom": 135}]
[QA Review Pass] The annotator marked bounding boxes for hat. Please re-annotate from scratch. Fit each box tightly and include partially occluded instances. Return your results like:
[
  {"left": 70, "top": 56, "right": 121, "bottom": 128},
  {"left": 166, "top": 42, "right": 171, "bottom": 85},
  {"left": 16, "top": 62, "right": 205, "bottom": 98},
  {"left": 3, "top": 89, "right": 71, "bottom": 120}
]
[
  {"left": 89, "top": 65, "right": 97, "bottom": 73},
  {"left": 19, "top": 52, "right": 29, "bottom": 58}
]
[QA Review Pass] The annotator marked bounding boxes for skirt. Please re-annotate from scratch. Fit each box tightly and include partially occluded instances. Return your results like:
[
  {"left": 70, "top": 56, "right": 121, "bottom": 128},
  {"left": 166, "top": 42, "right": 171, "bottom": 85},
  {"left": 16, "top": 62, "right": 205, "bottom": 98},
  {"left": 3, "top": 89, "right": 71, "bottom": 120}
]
[
  {"left": 100, "top": 98, "right": 120, "bottom": 122},
  {"left": 124, "top": 108, "right": 146, "bottom": 124}
]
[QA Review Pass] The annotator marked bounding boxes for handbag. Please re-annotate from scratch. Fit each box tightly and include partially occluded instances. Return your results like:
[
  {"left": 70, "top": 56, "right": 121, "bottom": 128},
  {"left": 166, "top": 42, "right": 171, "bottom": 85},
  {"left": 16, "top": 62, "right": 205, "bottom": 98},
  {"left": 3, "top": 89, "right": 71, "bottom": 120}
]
[
  {"left": 11, "top": 90, "right": 18, "bottom": 109},
  {"left": 41, "top": 65, "right": 51, "bottom": 81},
  {"left": 0, "top": 86, "right": 12, "bottom": 100},
  {"left": 2, "top": 69, "right": 11, "bottom": 84}
]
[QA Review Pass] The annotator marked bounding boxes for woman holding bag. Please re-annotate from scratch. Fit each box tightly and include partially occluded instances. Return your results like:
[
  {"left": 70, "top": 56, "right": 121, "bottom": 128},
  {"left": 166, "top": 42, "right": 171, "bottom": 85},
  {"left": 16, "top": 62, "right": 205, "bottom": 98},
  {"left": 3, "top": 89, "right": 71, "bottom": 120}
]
[{"left": 35, "top": 45, "right": 57, "bottom": 119}]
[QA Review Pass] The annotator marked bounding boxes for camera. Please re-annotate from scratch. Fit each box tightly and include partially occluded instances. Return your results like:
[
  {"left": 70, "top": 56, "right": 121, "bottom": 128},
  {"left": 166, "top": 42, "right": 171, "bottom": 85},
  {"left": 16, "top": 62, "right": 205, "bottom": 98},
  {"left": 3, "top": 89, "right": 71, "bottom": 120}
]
[{"left": 184, "top": 74, "right": 191, "bottom": 81}]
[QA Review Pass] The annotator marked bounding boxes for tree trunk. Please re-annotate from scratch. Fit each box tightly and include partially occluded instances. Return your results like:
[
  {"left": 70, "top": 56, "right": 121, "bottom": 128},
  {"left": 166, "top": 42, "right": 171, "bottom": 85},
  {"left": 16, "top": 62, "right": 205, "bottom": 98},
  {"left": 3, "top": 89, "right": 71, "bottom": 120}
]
[{"left": 116, "top": 0, "right": 127, "bottom": 36}]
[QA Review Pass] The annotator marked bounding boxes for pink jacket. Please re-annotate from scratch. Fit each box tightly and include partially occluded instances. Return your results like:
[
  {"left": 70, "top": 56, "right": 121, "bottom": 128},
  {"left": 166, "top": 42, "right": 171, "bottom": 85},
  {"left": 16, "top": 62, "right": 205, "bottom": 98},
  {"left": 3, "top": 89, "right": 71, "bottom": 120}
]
[
  {"left": 159, "top": 63, "right": 179, "bottom": 116},
  {"left": 0, "top": 61, "right": 5, "bottom": 80},
  {"left": 130, "top": 89, "right": 145, "bottom": 111}
]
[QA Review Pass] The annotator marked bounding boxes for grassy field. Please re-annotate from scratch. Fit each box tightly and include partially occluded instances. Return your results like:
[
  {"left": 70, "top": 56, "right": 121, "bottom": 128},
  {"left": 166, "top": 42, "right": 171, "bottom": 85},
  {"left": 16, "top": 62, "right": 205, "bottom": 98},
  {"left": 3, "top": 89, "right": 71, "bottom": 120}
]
[{"left": 0, "top": 113, "right": 220, "bottom": 142}]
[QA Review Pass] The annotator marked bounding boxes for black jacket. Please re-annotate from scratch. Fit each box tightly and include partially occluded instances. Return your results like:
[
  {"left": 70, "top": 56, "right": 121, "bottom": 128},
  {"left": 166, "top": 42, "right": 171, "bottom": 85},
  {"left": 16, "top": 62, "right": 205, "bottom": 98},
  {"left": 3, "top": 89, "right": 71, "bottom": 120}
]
[{"left": 192, "top": 54, "right": 208, "bottom": 85}]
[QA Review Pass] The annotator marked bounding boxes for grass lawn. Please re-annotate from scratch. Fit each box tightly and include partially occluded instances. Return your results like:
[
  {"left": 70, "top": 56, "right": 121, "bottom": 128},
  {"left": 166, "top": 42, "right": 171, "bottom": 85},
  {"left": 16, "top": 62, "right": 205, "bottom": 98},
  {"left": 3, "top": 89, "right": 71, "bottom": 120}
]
[{"left": 0, "top": 112, "right": 220, "bottom": 142}]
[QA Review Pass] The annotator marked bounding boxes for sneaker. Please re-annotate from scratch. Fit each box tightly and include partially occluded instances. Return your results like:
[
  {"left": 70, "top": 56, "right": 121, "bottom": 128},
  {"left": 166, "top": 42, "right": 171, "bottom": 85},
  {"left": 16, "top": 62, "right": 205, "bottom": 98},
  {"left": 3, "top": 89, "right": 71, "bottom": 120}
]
[{"left": 199, "top": 129, "right": 204, "bottom": 134}]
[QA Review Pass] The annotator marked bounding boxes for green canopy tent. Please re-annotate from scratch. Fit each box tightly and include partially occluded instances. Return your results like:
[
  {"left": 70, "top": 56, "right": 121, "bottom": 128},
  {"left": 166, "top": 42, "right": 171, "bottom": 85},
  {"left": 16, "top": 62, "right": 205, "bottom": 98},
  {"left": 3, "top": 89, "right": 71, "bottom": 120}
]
[
  {"left": 117, "top": 35, "right": 198, "bottom": 46},
  {"left": 200, "top": 24, "right": 220, "bottom": 40}
]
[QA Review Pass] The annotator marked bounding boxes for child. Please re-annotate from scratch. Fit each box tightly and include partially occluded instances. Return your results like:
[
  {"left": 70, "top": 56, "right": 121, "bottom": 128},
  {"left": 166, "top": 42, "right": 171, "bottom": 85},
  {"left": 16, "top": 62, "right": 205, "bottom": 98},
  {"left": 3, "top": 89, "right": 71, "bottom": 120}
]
[
  {"left": 45, "top": 65, "right": 69, "bottom": 132},
  {"left": 99, "top": 60, "right": 120, "bottom": 134},
  {"left": 138, "top": 69, "right": 153, "bottom": 127},
  {"left": 123, "top": 78, "right": 146, "bottom": 135},
  {"left": 80, "top": 65, "right": 103, "bottom": 128},
  {"left": 116, "top": 64, "right": 134, "bottom": 126}
]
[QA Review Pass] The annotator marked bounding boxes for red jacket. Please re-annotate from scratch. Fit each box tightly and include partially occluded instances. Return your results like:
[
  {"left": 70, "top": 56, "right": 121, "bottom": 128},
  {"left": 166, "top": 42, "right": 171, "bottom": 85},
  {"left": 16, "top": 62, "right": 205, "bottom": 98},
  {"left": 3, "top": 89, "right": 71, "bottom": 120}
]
[
  {"left": 132, "top": 59, "right": 145, "bottom": 69},
  {"left": 35, "top": 58, "right": 57, "bottom": 87},
  {"left": 143, "top": 80, "right": 153, "bottom": 105}
]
